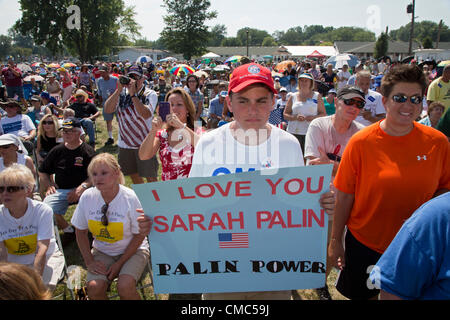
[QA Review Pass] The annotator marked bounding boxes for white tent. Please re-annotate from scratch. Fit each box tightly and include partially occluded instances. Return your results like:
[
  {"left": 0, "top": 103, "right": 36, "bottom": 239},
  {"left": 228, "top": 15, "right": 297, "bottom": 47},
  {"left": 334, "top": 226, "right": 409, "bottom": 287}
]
[{"left": 202, "top": 52, "right": 220, "bottom": 58}]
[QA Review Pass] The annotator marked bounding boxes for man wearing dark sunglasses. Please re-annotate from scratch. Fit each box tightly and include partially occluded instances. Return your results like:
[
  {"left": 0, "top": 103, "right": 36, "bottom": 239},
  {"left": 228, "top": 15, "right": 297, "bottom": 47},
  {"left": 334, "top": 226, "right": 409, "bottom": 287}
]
[{"left": 304, "top": 85, "right": 365, "bottom": 300}]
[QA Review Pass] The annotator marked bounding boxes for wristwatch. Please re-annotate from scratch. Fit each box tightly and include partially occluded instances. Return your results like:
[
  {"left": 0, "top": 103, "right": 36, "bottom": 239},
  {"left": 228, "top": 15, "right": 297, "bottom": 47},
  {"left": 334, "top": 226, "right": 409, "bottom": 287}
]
[
  {"left": 130, "top": 94, "right": 137, "bottom": 99},
  {"left": 81, "top": 183, "right": 89, "bottom": 189}
]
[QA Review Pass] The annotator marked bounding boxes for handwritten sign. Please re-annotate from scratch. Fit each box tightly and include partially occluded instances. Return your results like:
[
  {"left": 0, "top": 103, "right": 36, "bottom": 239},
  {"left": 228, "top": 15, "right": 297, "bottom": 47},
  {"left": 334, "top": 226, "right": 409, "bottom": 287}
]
[{"left": 133, "top": 165, "right": 332, "bottom": 294}]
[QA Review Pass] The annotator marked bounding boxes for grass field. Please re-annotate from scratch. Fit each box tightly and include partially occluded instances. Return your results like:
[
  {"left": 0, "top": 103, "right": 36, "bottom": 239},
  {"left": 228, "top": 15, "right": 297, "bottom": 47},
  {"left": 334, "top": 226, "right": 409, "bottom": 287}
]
[{"left": 52, "top": 115, "right": 347, "bottom": 300}]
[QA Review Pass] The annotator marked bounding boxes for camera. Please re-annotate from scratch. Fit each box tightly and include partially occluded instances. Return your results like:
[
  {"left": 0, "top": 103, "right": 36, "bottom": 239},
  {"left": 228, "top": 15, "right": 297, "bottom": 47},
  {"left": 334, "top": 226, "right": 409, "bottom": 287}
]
[{"left": 119, "top": 76, "right": 131, "bottom": 85}]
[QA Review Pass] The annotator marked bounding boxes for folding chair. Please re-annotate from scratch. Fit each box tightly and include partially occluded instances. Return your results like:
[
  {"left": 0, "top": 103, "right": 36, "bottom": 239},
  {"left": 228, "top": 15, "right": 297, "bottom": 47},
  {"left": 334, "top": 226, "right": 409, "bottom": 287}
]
[{"left": 52, "top": 224, "right": 75, "bottom": 300}]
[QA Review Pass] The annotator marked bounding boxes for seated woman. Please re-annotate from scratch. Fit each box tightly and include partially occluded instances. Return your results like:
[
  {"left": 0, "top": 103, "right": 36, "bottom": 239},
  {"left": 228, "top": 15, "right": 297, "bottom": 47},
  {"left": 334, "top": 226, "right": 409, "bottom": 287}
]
[
  {"left": 139, "top": 87, "right": 199, "bottom": 181},
  {"left": 27, "top": 95, "right": 51, "bottom": 126},
  {"left": 36, "top": 115, "right": 63, "bottom": 198},
  {"left": 0, "top": 164, "right": 65, "bottom": 292},
  {"left": 36, "top": 114, "right": 63, "bottom": 165},
  {"left": 0, "top": 134, "right": 36, "bottom": 178},
  {"left": 71, "top": 153, "right": 149, "bottom": 300},
  {"left": 418, "top": 101, "right": 445, "bottom": 129}
]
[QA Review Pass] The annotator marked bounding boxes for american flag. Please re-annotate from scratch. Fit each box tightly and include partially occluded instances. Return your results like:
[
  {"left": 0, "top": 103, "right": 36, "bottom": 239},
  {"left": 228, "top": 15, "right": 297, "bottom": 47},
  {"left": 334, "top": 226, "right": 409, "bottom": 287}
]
[
  {"left": 269, "top": 107, "right": 284, "bottom": 127},
  {"left": 218, "top": 233, "right": 249, "bottom": 248}
]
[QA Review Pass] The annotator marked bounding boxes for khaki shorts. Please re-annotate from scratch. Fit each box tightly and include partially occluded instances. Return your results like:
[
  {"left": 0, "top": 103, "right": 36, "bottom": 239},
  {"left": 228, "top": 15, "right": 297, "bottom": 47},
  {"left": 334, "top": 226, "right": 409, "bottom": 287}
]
[
  {"left": 118, "top": 147, "right": 159, "bottom": 178},
  {"left": 202, "top": 290, "right": 292, "bottom": 300},
  {"left": 26, "top": 247, "right": 65, "bottom": 292},
  {"left": 86, "top": 248, "right": 149, "bottom": 283}
]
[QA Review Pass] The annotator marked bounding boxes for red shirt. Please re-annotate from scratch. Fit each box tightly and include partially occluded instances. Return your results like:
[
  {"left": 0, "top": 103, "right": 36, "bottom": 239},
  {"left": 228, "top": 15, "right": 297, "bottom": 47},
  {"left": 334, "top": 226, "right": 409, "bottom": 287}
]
[
  {"left": 1, "top": 67, "right": 23, "bottom": 87},
  {"left": 157, "top": 129, "right": 194, "bottom": 181}
]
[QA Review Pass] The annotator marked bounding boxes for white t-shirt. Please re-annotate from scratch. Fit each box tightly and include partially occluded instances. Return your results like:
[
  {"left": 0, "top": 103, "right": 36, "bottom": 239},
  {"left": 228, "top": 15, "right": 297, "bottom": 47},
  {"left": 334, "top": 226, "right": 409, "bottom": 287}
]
[
  {"left": 0, "top": 199, "right": 56, "bottom": 265},
  {"left": 0, "top": 114, "right": 36, "bottom": 138},
  {"left": 189, "top": 123, "right": 304, "bottom": 178},
  {"left": 355, "top": 89, "right": 386, "bottom": 127},
  {"left": 0, "top": 152, "right": 30, "bottom": 172},
  {"left": 337, "top": 71, "right": 351, "bottom": 89},
  {"left": 286, "top": 92, "right": 320, "bottom": 135},
  {"left": 71, "top": 185, "right": 149, "bottom": 256},
  {"left": 304, "top": 115, "right": 364, "bottom": 163}
]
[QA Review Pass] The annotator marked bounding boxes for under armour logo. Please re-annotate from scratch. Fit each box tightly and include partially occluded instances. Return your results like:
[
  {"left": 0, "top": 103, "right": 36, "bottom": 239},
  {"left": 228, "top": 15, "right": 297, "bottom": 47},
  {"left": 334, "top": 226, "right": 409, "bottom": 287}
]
[{"left": 417, "top": 155, "right": 427, "bottom": 161}]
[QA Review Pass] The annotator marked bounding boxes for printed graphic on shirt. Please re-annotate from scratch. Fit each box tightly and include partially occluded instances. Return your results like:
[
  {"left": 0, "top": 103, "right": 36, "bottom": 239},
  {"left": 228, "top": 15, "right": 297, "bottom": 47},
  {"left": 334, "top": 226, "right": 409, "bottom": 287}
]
[
  {"left": 2, "top": 121, "right": 22, "bottom": 134},
  {"left": 5, "top": 234, "right": 37, "bottom": 255},
  {"left": 88, "top": 220, "right": 124, "bottom": 243},
  {"left": 74, "top": 156, "right": 84, "bottom": 167}
]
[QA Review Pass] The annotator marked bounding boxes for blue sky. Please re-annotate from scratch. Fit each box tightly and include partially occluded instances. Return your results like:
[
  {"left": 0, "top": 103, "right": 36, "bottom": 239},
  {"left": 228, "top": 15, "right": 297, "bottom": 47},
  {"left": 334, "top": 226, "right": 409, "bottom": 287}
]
[{"left": 0, "top": 0, "right": 449, "bottom": 40}]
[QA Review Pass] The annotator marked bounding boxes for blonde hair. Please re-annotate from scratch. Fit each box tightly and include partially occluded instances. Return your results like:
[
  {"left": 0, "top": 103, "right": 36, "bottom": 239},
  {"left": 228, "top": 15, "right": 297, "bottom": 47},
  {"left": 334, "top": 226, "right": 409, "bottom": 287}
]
[
  {"left": 0, "top": 262, "right": 51, "bottom": 300},
  {"left": 37, "top": 114, "right": 60, "bottom": 142},
  {"left": 88, "top": 153, "right": 125, "bottom": 186},
  {"left": 0, "top": 164, "right": 35, "bottom": 192}
]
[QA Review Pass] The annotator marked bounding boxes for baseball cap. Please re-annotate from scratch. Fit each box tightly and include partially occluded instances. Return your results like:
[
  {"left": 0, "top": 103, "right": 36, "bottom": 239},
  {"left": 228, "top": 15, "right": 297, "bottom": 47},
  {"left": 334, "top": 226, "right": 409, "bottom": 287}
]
[
  {"left": 127, "top": 65, "right": 144, "bottom": 77},
  {"left": 328, "top": 89, "right": 337, "bottom": 95},
  {"left": 279, "top": 87, "right": 287, "bottom": 93},
  {"left": 219, "top": 91, "right": 228, "bottom": 97},
  {"left": 228, "top": 63, "right": 277, "bottom": 95},
  {"left": 59, "top": 117, "right": 81, "bottom": 130},
  {"left": 337, "top": 86, "right": 365, "bottom": 100}
]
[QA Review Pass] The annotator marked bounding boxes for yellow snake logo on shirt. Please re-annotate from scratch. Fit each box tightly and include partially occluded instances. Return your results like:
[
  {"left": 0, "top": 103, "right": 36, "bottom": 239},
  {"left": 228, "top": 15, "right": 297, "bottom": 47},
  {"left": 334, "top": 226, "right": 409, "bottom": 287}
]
[{"left": 88, "top": 220, "right": 124, "bottom": 243}]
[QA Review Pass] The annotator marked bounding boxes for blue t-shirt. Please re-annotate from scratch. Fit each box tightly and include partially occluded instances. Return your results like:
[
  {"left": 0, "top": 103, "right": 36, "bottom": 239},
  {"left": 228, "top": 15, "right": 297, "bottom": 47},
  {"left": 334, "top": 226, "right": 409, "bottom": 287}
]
[
  {"left": 96, "top": 76, "right": 118, "bottom": 106},
  {"left": 370, "top": 192, "right": 450, "bottom": 300},
  {"left": 208, "top": 96, "right": 224, "bottom": 118}
]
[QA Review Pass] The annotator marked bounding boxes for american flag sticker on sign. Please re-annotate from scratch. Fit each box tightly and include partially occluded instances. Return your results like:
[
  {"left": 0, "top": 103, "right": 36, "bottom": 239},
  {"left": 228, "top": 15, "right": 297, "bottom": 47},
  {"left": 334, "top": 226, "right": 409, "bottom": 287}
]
[{"left": 218, "top": 233, "right": 249, "bottom": 248}]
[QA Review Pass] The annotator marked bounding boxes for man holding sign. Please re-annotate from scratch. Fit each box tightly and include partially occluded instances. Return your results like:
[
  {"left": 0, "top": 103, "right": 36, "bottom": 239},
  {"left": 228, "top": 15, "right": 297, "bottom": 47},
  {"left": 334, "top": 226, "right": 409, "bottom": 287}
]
[{"left": 137, "top": 63, "right": 335, "bottom": 300}]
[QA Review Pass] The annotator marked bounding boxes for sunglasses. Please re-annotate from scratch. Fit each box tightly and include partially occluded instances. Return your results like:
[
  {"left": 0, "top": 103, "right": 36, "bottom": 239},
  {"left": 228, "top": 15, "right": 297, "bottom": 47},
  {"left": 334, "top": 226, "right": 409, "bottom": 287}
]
[
  {"left": 62, "top": 129, "right": 77, "bottom": 134},
  {"left": 392, "top": 94, "right": 422, "bottom": 105},
  {"left": 0, "top": 144, "right": 14, "bottom": 149},
  {"left": 101, "top": 203, "right": 109, "bottom": 226},
  {"left": 342, "top": 98, "right": 366, "bottom": 109},
  {"left": 129, "top": 74, "right": 142, "bottom": 81},
  {"left": 42, "top": 121, "right": 54, "bottom": 125},
  {"left": 0, "top": 186, "right": 25, "bottom": 193}
]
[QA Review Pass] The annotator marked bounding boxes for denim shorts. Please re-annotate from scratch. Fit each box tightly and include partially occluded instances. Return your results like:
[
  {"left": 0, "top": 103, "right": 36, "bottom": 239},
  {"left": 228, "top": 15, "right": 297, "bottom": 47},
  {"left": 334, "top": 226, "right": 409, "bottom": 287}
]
[
  {"left": 6, "top": 86, "right": 24, "bottom": 99},
  {"left": 43, "top": 188, "right": 76, "bottom": 215}
]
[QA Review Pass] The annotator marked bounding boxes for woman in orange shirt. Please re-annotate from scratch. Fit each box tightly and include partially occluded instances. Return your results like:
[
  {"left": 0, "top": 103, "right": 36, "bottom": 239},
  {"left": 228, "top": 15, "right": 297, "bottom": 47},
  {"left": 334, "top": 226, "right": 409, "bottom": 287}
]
[{"left": 328, "top": 64, "right": 450, "bottom": 300}]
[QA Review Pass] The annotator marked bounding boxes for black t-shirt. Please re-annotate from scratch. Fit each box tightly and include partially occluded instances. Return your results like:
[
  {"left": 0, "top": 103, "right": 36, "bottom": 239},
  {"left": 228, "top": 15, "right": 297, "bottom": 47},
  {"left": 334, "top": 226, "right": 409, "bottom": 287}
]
[
  {"left": 39, "top": 135, "right": 60, "bottom": 153},
  {"left": 39, "top": 142, "right": 96, "bottom": 189},
  {"left": 322, "top": 72, "right": 337, "bottom": 88},
  {"left": 68, "top": 102, "right": 98, "bottom": 119}
]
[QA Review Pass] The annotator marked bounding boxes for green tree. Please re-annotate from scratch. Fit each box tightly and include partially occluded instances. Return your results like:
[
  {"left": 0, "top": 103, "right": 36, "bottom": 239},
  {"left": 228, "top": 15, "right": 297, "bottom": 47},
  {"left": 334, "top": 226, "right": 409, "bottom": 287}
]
[
  {"left": 14, "top": 0, "right": 141, "bottom": 62},
  {"left": 236, "top": 28, "right": 271, "bottom": 46},
  {"left": 389, "top": 20, "right": 450, "bottom": 44},
  {"left": 221, "top": 37, "right": 242, "bottom": 47},
  {"left": 274, "top": 27, "right": 303, "bottom": 45},
  {"left": 262, "top": 36, "right": 278, "bottom": 47},
  {"left": 374, "top": 33, "right": 389, "bottom": 59},
  {"left": 422, "top": 36, "right": 433, "bottom": 49},
  {"left": 0, "top": 35, "right": 13, "bottom": 59},
  {"left": 160, "top": 0, "right": 217, "bottom": 60},
  {"left": 208, "top": 24, "right": 227, "bottom": 47}
]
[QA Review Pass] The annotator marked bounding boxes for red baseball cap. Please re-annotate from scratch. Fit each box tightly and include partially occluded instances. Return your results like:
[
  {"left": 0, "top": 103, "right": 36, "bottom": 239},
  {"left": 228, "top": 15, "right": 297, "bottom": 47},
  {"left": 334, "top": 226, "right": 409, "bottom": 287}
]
[{"left": 228, "top": 63, "right": 277, "bottom": 95}]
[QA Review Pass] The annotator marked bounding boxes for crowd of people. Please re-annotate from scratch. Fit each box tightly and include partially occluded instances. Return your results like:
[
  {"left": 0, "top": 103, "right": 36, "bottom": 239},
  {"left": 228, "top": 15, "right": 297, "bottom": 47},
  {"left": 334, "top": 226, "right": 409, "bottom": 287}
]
[{"left": 0, "top": 53, "right": 449, "bottom": 300}]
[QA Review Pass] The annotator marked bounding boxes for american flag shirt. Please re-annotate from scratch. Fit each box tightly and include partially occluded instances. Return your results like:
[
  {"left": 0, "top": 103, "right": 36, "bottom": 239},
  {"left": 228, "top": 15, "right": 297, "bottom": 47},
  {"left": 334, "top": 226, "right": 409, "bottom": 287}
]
[
  {"left": 269, "top": 98, "right": 287, "bottom": 127},
  {"left": 117, "top": 87, "right": 157, "bottom": 149}
]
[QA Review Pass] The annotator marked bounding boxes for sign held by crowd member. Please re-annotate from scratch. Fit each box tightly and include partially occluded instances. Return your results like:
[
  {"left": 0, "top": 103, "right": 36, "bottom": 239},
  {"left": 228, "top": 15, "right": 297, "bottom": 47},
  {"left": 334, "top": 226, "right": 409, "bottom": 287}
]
[{"left": 133, "top": 165, "right": 332, "bottom": 294}]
